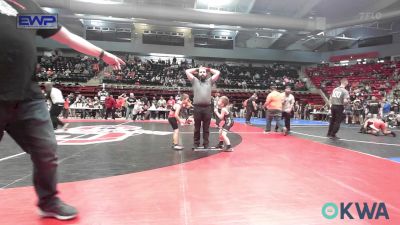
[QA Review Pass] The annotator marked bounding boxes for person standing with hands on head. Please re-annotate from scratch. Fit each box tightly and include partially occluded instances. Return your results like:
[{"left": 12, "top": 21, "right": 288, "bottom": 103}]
[
  {"left": 185, "top": 66, "right": 221, "bottom": 149},
  {"left": 0, "top": 0, "right": 125, "bottom": 220},
  {"left": 327, "top": 78, "right": 350, "bottom": 139}
]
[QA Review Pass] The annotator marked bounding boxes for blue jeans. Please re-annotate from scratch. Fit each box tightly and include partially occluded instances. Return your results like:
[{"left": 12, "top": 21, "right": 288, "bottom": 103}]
[
  {"left": 0, "top": 99, "right": 59, "bottom": 208},
  {"left": 265, "top": 109, "right": 284, "bottom": 131}
]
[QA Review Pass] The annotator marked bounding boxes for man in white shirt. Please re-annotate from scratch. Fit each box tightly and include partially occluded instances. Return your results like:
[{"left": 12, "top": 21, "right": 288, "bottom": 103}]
[
  {"left": 276, "top": 86, "right": 295, "bottom": 133},
  {"left": 44, "top": 82, "right": 68, "bottom": 130}
]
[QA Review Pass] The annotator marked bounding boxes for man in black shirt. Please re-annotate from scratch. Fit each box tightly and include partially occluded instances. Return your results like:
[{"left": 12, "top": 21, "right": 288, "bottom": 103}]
[
  {"left": 367, "top": 96, "right": 380, "bottom": 118},
  {"left": 0, "top": 0, "right": 124, "bottom": 220},
  {"left": 245, "top": 93, "right": 258, "bottom": 124},
  {"left": 327, "top": 78, "right": 350, "bottom": 139}
]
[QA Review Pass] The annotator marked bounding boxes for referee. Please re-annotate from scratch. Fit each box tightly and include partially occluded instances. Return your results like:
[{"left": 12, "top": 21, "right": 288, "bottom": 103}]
[
  {"left": 327, "top": 78, "right": 350, "bottom": 139},
  {"left": 185, "top": 66, "right": 221, "bottom": 149},
  {"left": 44, "top": 82, "right": 68, "bottom": 130}
]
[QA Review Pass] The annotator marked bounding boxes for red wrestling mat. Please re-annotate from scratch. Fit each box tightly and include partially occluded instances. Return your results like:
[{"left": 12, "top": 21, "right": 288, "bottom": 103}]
[{"left": 0, "top": 123, "right": 399, "bottom": 225}]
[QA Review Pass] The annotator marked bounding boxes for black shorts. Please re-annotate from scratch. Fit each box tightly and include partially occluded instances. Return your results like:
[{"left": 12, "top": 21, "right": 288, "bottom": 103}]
[
  {"left": 168, "top": 117, "right": 178, "bottom": 130},
  {"left": 222, "top": 119, "right": 234, "bottom": 132}
]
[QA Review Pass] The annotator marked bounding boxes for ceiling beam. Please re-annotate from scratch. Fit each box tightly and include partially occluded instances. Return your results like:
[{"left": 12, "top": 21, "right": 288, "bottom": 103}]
[
  {"left": 270, "top": 0, "right": 321, "bottom": 49},
  {"left": 36, "top": 0, "right": 325, "bottom": 31}
]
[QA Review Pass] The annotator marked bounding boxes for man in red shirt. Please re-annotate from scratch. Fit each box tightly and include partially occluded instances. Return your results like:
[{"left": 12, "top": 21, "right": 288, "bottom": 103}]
[
  {"left": 104, "top": 95, "right": 117, "bottom": 120},
  {"left": 167, "top": 96, "right": 176, "bottom": 109},
  {"left": 116, "top": 95, "right": 126, "bottom": 118}
]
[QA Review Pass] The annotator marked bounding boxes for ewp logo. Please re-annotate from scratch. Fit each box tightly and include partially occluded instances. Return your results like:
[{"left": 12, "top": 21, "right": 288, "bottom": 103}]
[
  {"left": 17, "top": 14, "right": 58, "bottom": 29},
  {"left": 322, "top": 202, "right": 389, "bottom": 220}
]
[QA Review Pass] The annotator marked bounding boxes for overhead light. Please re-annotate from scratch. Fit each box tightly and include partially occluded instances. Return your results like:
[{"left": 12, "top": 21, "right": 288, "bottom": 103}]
[
  {"left": 340, "top": 60, "right": 349, "bottom": 64},
  {"left": 90, "top": 20, "right": 103, "bottom": 26},
  {"left": 74, "top": 0, "right": 123, "bottom": 4},
  {"left": 209, "top": 24, "right": 215, "bottom": 28},
  {"left": 219, "top": 30, "right": 231, "bottom": 36},
  {"left": 41, "top": 7, "right": 56, "bottom": 13},
  {"left": 317, "top": 31, "right": 324, "bottom": 36}
]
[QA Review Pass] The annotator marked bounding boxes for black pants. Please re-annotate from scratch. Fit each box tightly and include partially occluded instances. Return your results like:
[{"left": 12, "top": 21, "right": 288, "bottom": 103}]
[
  {"left": 0, "top": 100, "right": 59, "bottom": 209},
  {"left": 105, "top": 108, "right": 115, "bottom": 120},
  {"left": 49, "top": 104, "right": 64, "bottom": 129},
  {"left": 327, "top": 105, "right": 344, "bottom": 136},
  {"left": 245, "top": 108, "right": 254, "bottom": 123},
  {"left": 194, "top": 105, "right": 212, "bottom": 147},
  {"left": 275, "top": 111, "right": 291, "bottom": 131}
]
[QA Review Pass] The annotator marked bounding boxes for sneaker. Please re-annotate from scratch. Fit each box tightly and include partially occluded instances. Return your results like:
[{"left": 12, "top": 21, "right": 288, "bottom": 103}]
[
  {"left": 282, "top": 127, "right": 288, "bottom": 136},
  {"left": 329, "top": 135, "right": 340, "bottom": 140},
  {"left": 192, "top": 144, "right": 200, "bottom": 150},
  {"left": 39, "top": 200, "right": 78, "bottom": 220},
  {"left": 223, "top": 147, "right": 234, "bottom": 152},
  {"left": 391, "top": 132, "right": 396, "bottom": 137},
  {"left": 203, "top": 145, "right": 209, "bottom": 149},
  {"left": 172, "top": 145, "right": 184, "bottom": 150}
]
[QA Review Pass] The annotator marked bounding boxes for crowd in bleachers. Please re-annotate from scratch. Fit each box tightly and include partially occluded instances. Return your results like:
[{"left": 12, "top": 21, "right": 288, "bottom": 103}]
[
  {"left": 307, "top": 61, "right": 400, "bottom": 127},
  {"left": 35, "top": 52, "right": 330, "bottom": 122},
  {"left": 35, "top": 53, "right": 308, "bottom": 92},
  {"left": 307, "top": 61, "right": 399, "bottom": 99},
  {"left": 101, "top": 55, "right": 308, "bottom": 91},
  {"left": 36, "top": 53, "right": 100, "bottom": 83}
]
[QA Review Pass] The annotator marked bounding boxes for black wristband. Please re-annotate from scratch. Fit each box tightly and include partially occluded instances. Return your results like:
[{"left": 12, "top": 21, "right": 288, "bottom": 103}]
[{"left": 99, "top": 50, "right": 104, "bottom": 60}]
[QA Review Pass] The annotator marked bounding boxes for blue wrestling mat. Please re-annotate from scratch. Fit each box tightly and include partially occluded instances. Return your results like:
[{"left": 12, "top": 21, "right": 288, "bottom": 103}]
[{"left": 233, "top": 118, "right": 329, "bottom": 126}]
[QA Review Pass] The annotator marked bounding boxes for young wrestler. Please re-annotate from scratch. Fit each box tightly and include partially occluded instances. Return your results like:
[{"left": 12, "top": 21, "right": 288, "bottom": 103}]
[
  {"left": 361, "top": 117, "right": 396, "bottom": 137},
  {"left": 214, "top": 96, "right": 235, "bottom": 152},
  {"left": 168, "top": 94, "right": 190, "bottom": 150}
]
